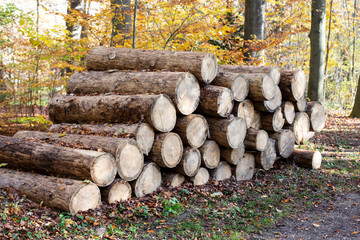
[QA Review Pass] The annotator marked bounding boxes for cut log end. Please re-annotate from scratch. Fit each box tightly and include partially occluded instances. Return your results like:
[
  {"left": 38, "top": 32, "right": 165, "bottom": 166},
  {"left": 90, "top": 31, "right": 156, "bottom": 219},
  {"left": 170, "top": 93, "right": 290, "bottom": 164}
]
[
  {"left": 292, "top": 149, "right": 322, "bottom": 169},
  {"left": 134, "top": 163, "right": 162, "bottom": 197},
  {"left": 201, "top": 53, "right": 218, "bottom": 84},
  {"left": 296, "top": 98, "right": 308, "bottom": 112},
  {"left": 262, "top": 74, "right": 277, "bottom": 101},
  {"left": 251, "top": 111, "right": 261, "bottom": 129},
  {"left": 70, "top": 183, "right": 101, "bottom": 214},
  {"left": 175, "top": 73, "right": 200, "bottom": 115},
  {"left": 235, "top": 153, "right": 255, "bottom": 181},
  {"left": 264, "top": 86, "right": 282, "bottom": 112},
  {"left": 256, "top": 130, "right": 269, "bottom": 152},
  {"left": 104, "top": 180, "right": 132, "bottom": 204},
  {"left": 273, "top": 108, "right": 285, "bottom": 132},
  {"left": 218, "top": 88, "right": 234, "bottom": 117},
  {"left": 292, "top": 70, "right": 307, "bottom": 101},
  {"left": 115, "top": 140, "right": 144, "bottom": 181},
  {"left": 167, "top": 173, "right": 185, "bottom": 187},
  {"left": 283, "top": 101, "right": 296, "bottom": 124},
  {"left": 151, "top": 94, "right": 177, "bottom": 132},
  {"left": 200, "top": 140, "right": 220, "bottom": 169},
  {"left": 255, "top": 139, "right": 277, "bottom": 170},
  {"left": 236, "top": 100, "right": 255, "bottom": 128},
  {"left": 161, "top": 133, "right": 183, "bottom": 168},
  {"left": 292, "top": 112, "right": 311, "bottom": 144},
  {"left": 182, "top": 148, "right": 201, "bottom": 177},
  {"left": 186, "top": 115, "right": 208, "bottom": 148},
  {"left": 211, "top": 161, "right": 232, "bottom": 181},
  {"left": 227, "top": 117, "right": 246, "bottom": 149},
  {"left": 90, "top": 153, "right": 117, "bottom": 187},
  {"left": 191, "top": 167, "right": 210, "bottom": 186},
  {"left": 232, "top": 74, "right": 249, "bottom": 102},
  {"left": 221, "top": 143, "right": 245, "bottom": 165},
  {"left": 269, "top": 67, "right": 281, "bottom": 85},
  {"left": 136, "top": 123, "right": 155, "bottom": 156},
  {"left": 307, "top": 101, "right": 326, "bottom": 132},
  {"left": 270, "top": 130, "right": 295, "bottom": 158}
]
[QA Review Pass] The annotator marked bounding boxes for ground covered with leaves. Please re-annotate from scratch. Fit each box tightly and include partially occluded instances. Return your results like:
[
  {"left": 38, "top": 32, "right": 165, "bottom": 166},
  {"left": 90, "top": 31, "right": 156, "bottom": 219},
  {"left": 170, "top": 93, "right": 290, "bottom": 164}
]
[{"left": 0, "top": 114, "right": 359, "bottom": 239}]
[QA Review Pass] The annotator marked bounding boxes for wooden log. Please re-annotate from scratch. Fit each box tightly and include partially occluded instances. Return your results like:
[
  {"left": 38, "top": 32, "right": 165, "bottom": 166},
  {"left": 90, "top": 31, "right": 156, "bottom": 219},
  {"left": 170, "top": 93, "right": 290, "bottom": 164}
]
[
  {"left": 306, "top": 101, "right": 326, "bottom": 132},
  {"left": 0, "top": 168, "right": 101, "bottom": 215},
  {"left": 211, "top": 72, "right": 249, "bottom": 101},
  {"left": 281, "top": 101, "right": 296, "bottom": 124},
  {"left": 295, "top": 98, "right": 308, "bottom": 112},
  {"left": 260, "top": 108, "right": 285, "bottom": 132},
  {"left": 255, "top": 138, "right": 277, "bottom": 170},
  {"left": 233, "top": 99, "right": 254, "bottom": 128},
  {"left": 207, "top": 117, "right": 246, "bottom": 149},
  {"left": 244, "top": 128, "right": 269, "bottom": 152},
  {"left": 251, "top": 111, "right": 261, "bottom": 129},
  {"left": 173, "top": 114, "right": 208, "bottom": 149},
  {"left": 132, "top": 162, "right": 162, "bottom": 197},
  {"left": 0, "top": 136, "right": 116, "bottom": 187},
  {"left": 269, "top": 130, "right": 295, "bottom": 158},
  {"left": 209, "top": 161, "right": 232, "bottom": 181},
  {"left": 67, "top": 71, "right": 200, "bottom": 116},
  {"left": 237, "top": 73, "right": 277, "bottom": 101},
  {"left": 291, "top": 149, "right": 322, "bottom": 169},
  {"left": 85, "top": 46, "right": 218, "bottom": 84},
  {"left": 199, "top": 140, "right": 220, "bottom": 169},
  {"left": 100, "top": 179, "right": 132, "bottom": 204},
  {"left": 254, "top": 86, "right": 282, "bottom": 113},
  {"left": 149, "top": 133, "right": 183, "bottom": 168},
  {"left": 190, "top": 167, "right": 210, "bottom": 186},
  {"left": 162, "top": 172, "right": 185, "bottom": 187},
  {"left": 279, "top": 70, "right": 307, "bottom": 101},
  {"left": 219, "top": 65, "right": 281, "bottom": 85},
  {"left": 220, "top": 142, "right": 245, "bottom": 165},
  {"left": 14, "top": 131, "right": 144, "bottom": 181},
  {"left": 235, "top": 153, "right": 255, "bottom": 181},
  {"left": 197, "top": 85, "right": 234, "bottom": 117},
  {"left": 49, "top": 94, "right": 177, "bottom": 133},
  {"left": 49, "top": 123, "right": 155, "bottom": 156},
  {"left": 284, "top": 112, "right": 310, "bottom": 144},
  {"left": 174, "top": 147, "right": 201, "bottom": 177}
]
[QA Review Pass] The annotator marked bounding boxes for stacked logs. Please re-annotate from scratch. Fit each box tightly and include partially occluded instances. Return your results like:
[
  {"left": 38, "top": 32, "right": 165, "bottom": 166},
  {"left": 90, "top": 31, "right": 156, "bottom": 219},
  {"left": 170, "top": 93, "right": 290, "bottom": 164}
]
[{"left": 0, "top": 46, "right": 326, "bottom": 214}]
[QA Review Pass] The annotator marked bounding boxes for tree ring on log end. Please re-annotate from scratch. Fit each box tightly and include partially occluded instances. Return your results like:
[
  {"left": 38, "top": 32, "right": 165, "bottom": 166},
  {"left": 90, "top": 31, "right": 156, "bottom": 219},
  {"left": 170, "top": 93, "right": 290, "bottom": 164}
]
[
  {"left": 273, "top": 108, "right": 285, "bottom": 132},
  {"left": 269, "top": 67, "right": 281, "bottom": 85},
  {"left": 70, "top": 183, "right": 101, "bottom": 215},
  {"left": 213, "top": 161, "right": 232, "bottom": 181},
  {"left": 136, "top": 123, "right": 155, "bottom": 156},
  {"left": 201, "top": 53, "right": 218, "bottom": 84},
  {"left": 278, "top": 130, "right": 295, "bottom": 158},
  {"left": 200, "top": 140, "right": 220, "bottom": 169},
  {"left": 134, "top": 162, "right": 162, "bottom": 197},
  {"left": 236, "top": 100, "right": 254, "bottom": 128},
  {"left": 227, "top": 117, "right": 246, "bottom": 149},
  {"left": 170, "top": 174, "right": 185, "bottom": 187},
  {"left": 183, "top": 148, "right": 201, "bottom": 177},
  {"left": 151, "top": 94, "right": 177, "bottom": 132},
  {"left": 264, "top": 86, "right": 282, "bottom": 112},
  {"left": 309, "top": 102, "right": 326, "bottom": 132},
  {"left": 256, "top": 130, "right": 269, "bottom": 152},
  {"left": 116, "top": 140, "right": 144, "bottom": 181},
  {"left": 312, "top": 151, "right": 322, "bottom": 169},
  {"left": 292, "top": 70, "right": 307, "bottom": 101},
  {"left": 293, "top": 112, "right": 310, "bottom": 144},
  {"left": 108, "top": 180, "right": 132, "bottom": 204},
  {"left": 236, "top": 153, "right": 255, "bottom": 181},
  {"left": 217, "top": 88, "right": 234, "bottom": 117},
  {"left": 232, "top": 74, "right": 249, "bottom": 102},
  {"left": 186, "top": 115, "right": 208, "bottom": 148},
  {"left": 262, "top": 74, "right": 277, "bottom": 101},
  {"left": 283, "top": 101, "right": 295, "bottom": 124},
  {"left": 175, "top": 73, "right": 200, "bottom": 115},
  {"left": 90, "top": 153, "right": 117, "bottom": 187},
  {"left": 161, "top": 133, "right": 183, "bottom": 168},
  {"left": 191, "top": 167, "right": 209, "bottom": 186}
]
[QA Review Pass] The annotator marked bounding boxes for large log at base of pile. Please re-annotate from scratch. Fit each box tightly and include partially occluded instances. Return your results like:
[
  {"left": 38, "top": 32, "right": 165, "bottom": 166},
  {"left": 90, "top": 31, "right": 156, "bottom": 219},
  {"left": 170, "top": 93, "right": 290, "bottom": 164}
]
[
  {"left": 14, "top": 131, "right": 144, "bottom": 181},
  {"left": 209, "top": 161, "right": 232, "bottom": 181},
  {"left": 0, "top": 136, "right": 116, "bottom": 187},
  {"left": 260, "top": 108, "right": 285, "bottom": 132},
  {"left": 255, "top": 139, "right": 277, "bottom": 170},
  {"left": 162, "top": 172, "right": 185, "bottom": 187},
  {"left": 291, "top": 149, "right": 322, "bottom": 169},
  {"left": 281, "top": 101, "right": 296, "bottom": 125},
  {"left": 67, "top": 71, "right": 200, "bottom": 116},
  {"left": 221, "top": 143, "right": 245, "bottom": 165},
  {"left": 284, "top": 112, "right": 310, "bottom": 144},
  {"left": 0, "top": 169, "right": 101, "bottom": 215},
  {"left": 219, "top": 65, "right": 281, "bottom": 85},
  {"left": 50, "top": 123, "right": 155, "bottom": 156},
  {"left": 211, "top": 72, "right": 249, "bottom": 102},
  {"left": 235, "top": 153, "right": 255, "bottom": 181},
  {"left": 132, "top": 162, "right": 162, "bottom": 197},
  {"left": 174, "top": 147, "right": 201, "bottom": 177},
  {"left": 279, "top": 70, "right": 307, "bottom": 101},
  {"left": 269, "top": 130, "right": 295, "bottom": 158},
  {"left": 173, "top": 114, "right": 208, "bottom": 149},
  {"left": 149, "top": 133, "right": 183, "bottom": 168},
  {"left": 199, "top": 140, "right": 220, "bottom": 169},
  {"left": 233, "top": 99, "right": 255, "bottom": 128},
  {"left": 306, "top": 101, "right": 326, "bottom": 132},
  {"left": 197, "top": 85, "right": 234, "bottom": 117},
  {"left": 100, "top": 179, "right": 132, "bottom": 204},
  {"left": 85, "top": 46, "right": 218, "bottom": 84},
  {"left": 254, "top": 86, "right": 282, "bottom": 113},
  {"left": 191, "top": 167, "right": 210, "bottom": 186},
  {"left": 206, "top": 117, "right": 246, "bottom": 149},
  {"left": 49, "top": 94, "right": 176, "bottom": 133},
  {"left": 295, "top": 98, "right": 308, "bottom": 112},
  {"left": 244, "top": 128, "right": 269, "bottom": 152}
]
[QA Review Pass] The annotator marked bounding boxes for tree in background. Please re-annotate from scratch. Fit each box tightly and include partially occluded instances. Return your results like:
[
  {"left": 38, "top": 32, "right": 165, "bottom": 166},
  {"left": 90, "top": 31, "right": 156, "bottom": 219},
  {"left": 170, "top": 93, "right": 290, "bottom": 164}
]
[{"left": 110, "top": 0, "right": 132, "bottom": 47}]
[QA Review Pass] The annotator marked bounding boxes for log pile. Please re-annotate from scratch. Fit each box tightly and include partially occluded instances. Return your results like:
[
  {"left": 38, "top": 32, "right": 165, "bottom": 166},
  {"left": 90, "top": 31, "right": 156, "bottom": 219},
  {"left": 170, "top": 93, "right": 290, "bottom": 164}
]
[{"left": 0, "top": 47, "right": 326, "bottom": 214}]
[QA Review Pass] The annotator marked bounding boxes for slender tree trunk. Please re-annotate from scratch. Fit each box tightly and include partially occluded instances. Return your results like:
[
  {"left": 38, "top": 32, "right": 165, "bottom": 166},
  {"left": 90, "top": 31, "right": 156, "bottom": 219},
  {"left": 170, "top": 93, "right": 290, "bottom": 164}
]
[
  {"left": 350, "top": 75, "right": 360, "bottom": 117},
  {"left": 110, "top": 0, "right": 131, "bottom": 47}
]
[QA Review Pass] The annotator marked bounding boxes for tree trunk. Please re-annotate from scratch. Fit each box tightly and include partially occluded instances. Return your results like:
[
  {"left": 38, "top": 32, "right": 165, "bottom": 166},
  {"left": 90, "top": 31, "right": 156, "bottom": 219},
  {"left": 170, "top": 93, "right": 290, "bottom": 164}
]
[
  {"left": 110, "top": 0, "right": 131, "bottom": 46},
  {"left": 269, "top": 130, "right": 295, "bottom": 158},
  {"left": 162, "top": 172, "right": 185, "bottom": 187},
  {"left": 233, "top": 99, "right": 255, "bottom": 128},
  {"left": 49, "top": 94, "right": 176, "bottom": 133},
  {"left": 244, "top": 128, "right": 269, "bottom": 152},
  {"left": 235, "top": 153, "right": 255, "bottom": 181},
  {"left": 67, "top": 71, "right": 200, "bottom": 116},
  {"left": 0, "top": 168, "right": 101, "bottom": 215},
  {"left": 100, "top": 179, "right": 132, "bottom": 204},
  {"left": 85, "top": 46, "right": 218, "bottom": 84},
  {"left": 281, "top": 101, "right": 296, "bottom": 124},
  {"left": 174, "top": 147, "right": 201, "bottom": 177},
  {"left": 260, "top": 108, "right": 285, "bottom": 132},
  {"left": 190, "top": 167, "right": 209, "bottom": 186},
  {"left": 291, "top": 149, "right": 322, "bottom": 169},
  {"left": 197, "top": 85, "right": 234, "bottom": 117},
  {"left": 351, "top": 75, "right": 360, "bottom": 117},
  {"left": 211, "top": 72, "right": 249, "bottom": 102},
  {"left": 308, "top": 0, "right": 326, "bottom": 102},
  {"left": 306, "top": 101, "right": 326, "bottom": 132},
  {"left": 132, "top": 162, "right": 162, "bottom": 197},
  {"left": 284, "top": 112, "right": 310, "bottom": 144},
  {"left": 221, "top": 143, "right": 245, "bottom": 166},
  {"left": 0, "top": 136, "right": 116, "bottom": 187},
  {"left": 209, "top": 161, "right": 232, "bottom": 181},
  {"left": 255, "top": 138, "right": 277, "bottom": 170},
  {"left": 279, "top": 70, "right": 307, "bottom": 101},
  {"left": 199, "top": 140, "right": 221, "bottom": 169}
]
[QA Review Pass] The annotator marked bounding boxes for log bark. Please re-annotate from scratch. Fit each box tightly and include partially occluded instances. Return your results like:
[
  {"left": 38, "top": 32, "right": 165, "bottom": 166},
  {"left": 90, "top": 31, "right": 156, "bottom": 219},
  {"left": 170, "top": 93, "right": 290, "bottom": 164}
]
[
  {"left": 207, "top": 117, "right": 246, "bottom": 149},
  {"left": 0, "top": 168, "right": 101, "bottom": 215},
  {"left": 279, "top": 70, "right": 307, "bottom": 101},
  {"left": 174, "top": 147, "right": 201, "bottom": 177},
  {"left": 251, "top": 111, "right": 261, "bottom": 129},
  {"left": 284, "top": 112, "right": 310, "bottom": 144},
  {"left": 67, "top": 71, "right": 200, "bottom": 115},
  {"left": 255, "top": 138, "right": 277, "bottom": 170},
  {"left": 291, "top": 149, "right": 322, "bottom": 169},
  {"left": 199, "top": 140, "right": 220, "bottom": 169},
  {"left": 269, "top": 130, "right": 295, "bottom": 158},
  {"left": 49, "top": 94, "right": 177, "bottom": 133},
  {"left": 100, "top": 179, "right": 132, "bottom": 204},
  {"left": 260, "top": 108, "right": 285, "bottom": 132},
  {"left": 173, "top": 114, "right": 208, "bottom": 149},
  {"left": 191, "top": 167, "right": 210, "bottom": 186},
  {"left": 306, "top": 101, "right": 326, "bottom": 132},
  {"left": 295, "top": 97, "right": 308, "bottom": 112},
  {"left": 85, "top": 46, "right": 218, "bottom": 84},
  {"left": 162, "top": 172, "right": 185, "bottom": 187},
  {"left": 237, "top": 73, "right": 277, "bottom": 101},
  {"left": 211, "top": 72, "right": 249, "bottom": 101},
  {"left": 233, "top": 99, "right": 255, "bottom": 128},
  {"left": 220, "top": 142, "right": 245, "bottom": 166},
  {"left": 281, "top": 101, "right": 296, "bottom": 124},
  {"left": 244, "top": 128, "right": 269, "bottom": 152},
  {"left": 197, "top": 85, "right": 234, "bottom": 117},
  {"left": 149, "top": 133, "right": 183, "bottom": 168},
  {"left": 235, "top": 153, "right": 255, "bottom": 181},
  {"left": 209, "top": 161, "right": 232, "bottom": 181},
  {"left": 132, "top": 162, "right": 162, "bottom": 197},
  {"left": 14, "top": 131, "right": 144, "bottom": 181},
  {"left": 0, "top": 136, "right": 116, "bottom": 187}
]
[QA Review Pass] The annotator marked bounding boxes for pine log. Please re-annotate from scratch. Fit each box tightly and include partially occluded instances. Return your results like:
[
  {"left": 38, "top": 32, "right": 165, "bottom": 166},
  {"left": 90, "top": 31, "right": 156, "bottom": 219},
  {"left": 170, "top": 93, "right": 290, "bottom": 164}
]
[
  {"left": 255, "top": 138, "right": 277, "bottom": 170},
  {"left": 0, "top": 169, "right": 101, "bottom": 215},
  {"left": 49, "top": 94, "right": 176, "bottom": 133},
  {"left": 209, "top": 161, "right": 232, "bottom": 181},
  {"left": 295, "top": 97, "right": 308, "bottom": 112},
  {"left": 284, "top": 112, "right": 310, "bottom": 144},
  {"left": 132, "top": 162, "right": 162, "bottom": 197},
  {"left": 14, "top": 131, "right": 144, "bottom": 181},
  {"left": 67, "top": 71, "right": 200, "bottom": 115},
  {"left": 269, "top": 130, "right": 295, "bottom": 158},
  {"left": 173, "top": 114, "right": 208, "bottom": 149},
  {"left": 279, "top": 70, "right": 307, "bottom": 101},
  {"left": 237, "top": 73, "right": 277, "bottom": 101},
  {"left": 85, "top": 46, "right": 218, "bottom": 84},
  {"left": 162, "top": 172, "right": 185, "bottom": 187},
  {"left": 199, "top": 140, "right": 220, "bottom": 169},
  {"left": 235, "top": 153, "right": 255, "bottom": 181},
  {"left": 149, "top": 133, "right": 183, "bottom": 168},
  {"left": 197, "top": 85, "right": 234, "bottom": 117},
  {"left": 291, "top": 149, "right": 322, "bottom": 169},
  {"left": 254, "top": 86, "right": 282, "bottom": 112},
  {"left": 244, "top": 128, "right": 269, "bottom": 152},
  {"left": 49, "top": 123, "right": 155, "bottom": 155},
  {"left": 211, "top": 72, "right": 249, "bottom": 101},
  {"left": 251, "top": 111, "right": 261, "bottom": 129},
  {"left": 219, "top": 65, "right": 281, "bottom": 85},
  {"left": 233, "top": 99, "right": 254, "bottom": 128},
  {"left": 0, "top": 136, "right": 116, "bottom": 187},
  {"left": 306, "top": 101, "right": 326, "bottom": 132},
  {"left": 220, "top": 142, "right": 245, "bottom": 165},
  {"left": 100, "top": 179, "right": 132, "bottom": 204},
  {"left": 260, "top": 108, "right": 285, "bottom": 132},
  {"left": 281, "top": 101, "right": 296, "bottom": 124},
  {"left": 174, "top": 147, "right": 201, "bottom": 177},
  {"left": 191, "top": 167, "right": 210, "bottom": 186},
  {"left": 207, "top": 117, "right": 246, "bottom": 149}
]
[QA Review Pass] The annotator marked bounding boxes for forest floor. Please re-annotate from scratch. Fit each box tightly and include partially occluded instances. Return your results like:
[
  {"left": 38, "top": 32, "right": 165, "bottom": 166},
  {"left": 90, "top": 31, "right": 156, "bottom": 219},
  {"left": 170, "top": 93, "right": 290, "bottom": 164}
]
[{"left": 0, "top": 113, "right": 359, "bottom": 239}]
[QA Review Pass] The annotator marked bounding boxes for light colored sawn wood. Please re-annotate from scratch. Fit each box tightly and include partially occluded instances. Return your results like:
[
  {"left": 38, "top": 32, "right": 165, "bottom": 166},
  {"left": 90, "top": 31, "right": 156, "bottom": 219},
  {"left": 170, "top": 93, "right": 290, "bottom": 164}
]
[
  {"left": 221, "top": 142, "right": 245, "bottom": 165},
  {"left": 174, "top": 114, "right": 208, "bottom": 149},
  {"left": 235, "top": 153, "right": 255, "bottom": 181},
  {"left": 199, "top": 140, "right": 221, "bottom": 169},
  {"left": 211, "top": 72, "right": 249, "bottom": 101},
  {"left": 191, "top": 167, "right": 210, "bottom": 186},
  {"left": 149, "top": 133, "right": 183, "bottom": 168},
  {"left": 100, "top": 179, "right": 132, "bottom": 204},
  {"left": 210, "top": 161, "right": 232, "bottom": 181},
  {"left": 133, "top": 162, "right": 162, "bottom": 197}
]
